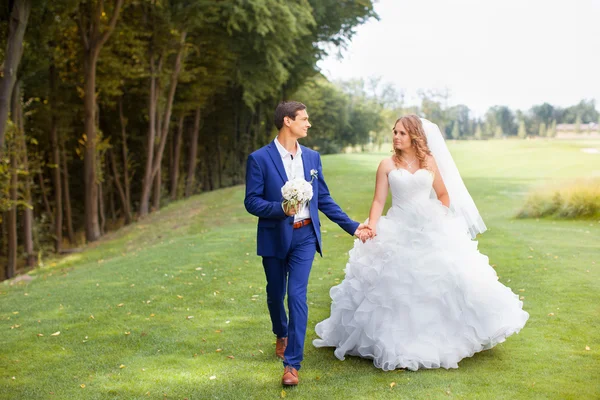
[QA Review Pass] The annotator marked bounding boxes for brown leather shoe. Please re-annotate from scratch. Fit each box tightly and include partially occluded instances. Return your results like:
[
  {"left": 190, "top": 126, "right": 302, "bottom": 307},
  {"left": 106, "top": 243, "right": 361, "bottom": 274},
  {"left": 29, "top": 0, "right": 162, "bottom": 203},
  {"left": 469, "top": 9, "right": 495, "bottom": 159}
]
[
  {"left": 282, "top": 366, "right": 299, "bottom": 386},
  {"left": 275, "top": 337, "right": 287, "bottom": 360}
]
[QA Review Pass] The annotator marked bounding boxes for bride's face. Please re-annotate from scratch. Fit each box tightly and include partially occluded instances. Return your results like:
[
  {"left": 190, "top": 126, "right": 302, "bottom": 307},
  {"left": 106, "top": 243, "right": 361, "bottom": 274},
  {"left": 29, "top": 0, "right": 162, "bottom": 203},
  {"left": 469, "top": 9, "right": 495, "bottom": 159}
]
[{"left": 393, "top": 121, "right": 412, "bottom": 151}]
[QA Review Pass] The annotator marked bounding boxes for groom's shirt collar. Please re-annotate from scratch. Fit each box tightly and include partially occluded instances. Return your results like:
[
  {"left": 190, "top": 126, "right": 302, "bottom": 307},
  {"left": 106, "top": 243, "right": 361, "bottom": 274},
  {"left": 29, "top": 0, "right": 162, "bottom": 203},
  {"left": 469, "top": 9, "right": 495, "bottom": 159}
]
[{"left": 274, "top": 137, "right": 302, "bottom": 160}]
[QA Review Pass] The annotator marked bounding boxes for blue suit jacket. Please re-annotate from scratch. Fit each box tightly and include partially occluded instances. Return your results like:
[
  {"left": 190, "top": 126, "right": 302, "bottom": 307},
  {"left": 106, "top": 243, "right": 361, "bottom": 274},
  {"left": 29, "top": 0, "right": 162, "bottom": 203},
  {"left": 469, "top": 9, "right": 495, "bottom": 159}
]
[{"left": 244, "top": 140, "right": 359, "bottom": 259}]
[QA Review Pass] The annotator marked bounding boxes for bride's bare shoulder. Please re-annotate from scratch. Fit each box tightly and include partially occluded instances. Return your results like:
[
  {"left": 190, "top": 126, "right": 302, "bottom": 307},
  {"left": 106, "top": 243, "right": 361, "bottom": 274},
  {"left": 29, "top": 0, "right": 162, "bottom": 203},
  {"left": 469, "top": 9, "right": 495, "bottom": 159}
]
[{"left": 378, "top": 157, "right": 396, "bottom": 175}]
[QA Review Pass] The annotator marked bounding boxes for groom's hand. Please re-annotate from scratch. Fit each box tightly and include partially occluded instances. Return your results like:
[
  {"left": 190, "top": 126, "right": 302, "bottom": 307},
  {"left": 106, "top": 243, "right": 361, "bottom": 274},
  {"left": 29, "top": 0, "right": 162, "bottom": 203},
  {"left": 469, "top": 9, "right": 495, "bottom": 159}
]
[
  {"left": 283, "top": 204, "right": 297, "bottom": 216},
  {"left": 354, "top": 224, "right": 374, "bottom": 243}
]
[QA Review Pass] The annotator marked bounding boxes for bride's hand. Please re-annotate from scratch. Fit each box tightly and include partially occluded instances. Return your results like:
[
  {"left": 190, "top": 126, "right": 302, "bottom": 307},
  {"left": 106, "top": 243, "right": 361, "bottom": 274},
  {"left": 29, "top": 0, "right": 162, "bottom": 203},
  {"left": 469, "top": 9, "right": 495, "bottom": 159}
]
[{"left": 367, "top": 224, "right": 377, "bottom": 238}]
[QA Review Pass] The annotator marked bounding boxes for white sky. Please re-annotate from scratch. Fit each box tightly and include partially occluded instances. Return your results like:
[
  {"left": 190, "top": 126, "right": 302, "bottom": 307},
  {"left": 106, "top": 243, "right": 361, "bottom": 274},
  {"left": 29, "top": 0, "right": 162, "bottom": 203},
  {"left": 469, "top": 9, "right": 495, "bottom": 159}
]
[{"left": 318, "top": 0, "right": 600, "bottom": 116}]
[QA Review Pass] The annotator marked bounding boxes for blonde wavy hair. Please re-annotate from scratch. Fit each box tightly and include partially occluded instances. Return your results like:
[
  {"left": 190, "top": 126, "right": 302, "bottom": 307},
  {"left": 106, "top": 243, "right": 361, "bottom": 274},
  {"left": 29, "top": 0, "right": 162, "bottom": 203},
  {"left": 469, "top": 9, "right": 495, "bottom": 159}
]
[{"left": 392, "top": 115, "right": 432, "bottom": 170}]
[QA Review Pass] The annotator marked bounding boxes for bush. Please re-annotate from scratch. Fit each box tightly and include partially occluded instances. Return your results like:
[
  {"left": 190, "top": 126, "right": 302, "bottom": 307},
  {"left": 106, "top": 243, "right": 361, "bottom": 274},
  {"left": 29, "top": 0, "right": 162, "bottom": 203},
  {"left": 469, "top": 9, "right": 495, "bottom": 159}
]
[{"left": 517, "top": 178, "right": 600, "bottom": 219}]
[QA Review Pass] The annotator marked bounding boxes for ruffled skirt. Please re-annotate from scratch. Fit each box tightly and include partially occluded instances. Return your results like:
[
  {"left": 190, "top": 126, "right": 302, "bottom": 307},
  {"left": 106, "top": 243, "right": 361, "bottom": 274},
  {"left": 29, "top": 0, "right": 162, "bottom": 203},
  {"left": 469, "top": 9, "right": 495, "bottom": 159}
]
[{"left": 313, "top": 200, "right": 529, "bottom": 371}]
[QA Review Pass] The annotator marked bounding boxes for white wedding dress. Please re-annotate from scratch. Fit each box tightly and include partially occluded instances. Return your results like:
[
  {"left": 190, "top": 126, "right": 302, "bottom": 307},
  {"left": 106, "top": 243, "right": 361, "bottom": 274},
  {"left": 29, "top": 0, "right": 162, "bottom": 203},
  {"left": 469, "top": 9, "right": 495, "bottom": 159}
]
[{"left": 313, "top": 168, "right": 529, "bottom": 371}]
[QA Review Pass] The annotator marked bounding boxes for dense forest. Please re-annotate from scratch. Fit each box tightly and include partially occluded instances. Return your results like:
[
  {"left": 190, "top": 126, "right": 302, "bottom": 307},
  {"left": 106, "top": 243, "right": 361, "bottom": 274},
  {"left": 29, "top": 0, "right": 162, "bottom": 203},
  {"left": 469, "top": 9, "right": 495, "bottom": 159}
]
[{"left": 0, "top": 0, "right": 377, "bottom": 279}]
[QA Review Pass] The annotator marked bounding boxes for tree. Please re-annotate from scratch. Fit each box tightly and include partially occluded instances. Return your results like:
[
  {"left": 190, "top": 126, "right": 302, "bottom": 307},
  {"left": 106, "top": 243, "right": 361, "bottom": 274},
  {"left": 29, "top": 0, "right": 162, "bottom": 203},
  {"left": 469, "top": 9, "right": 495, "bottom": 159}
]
[
  {"left": 451, "top": 120, "right": 460, "bottom": 140},
  {"left": 538, "top": 122, "right": 547, "bottom": 137},
  {"left": 494, "top": 125, "right": 503, "bottom": 139},
  {"left": 75, "top": 0, "right": 124, "bottom": 241},
  {"left": 0, "top": 0, "right": 31, "bottom": 155},
  {"left": 547, "top": 120, "right": 557, "bottom": 137},
  {"left": 518, "top": 120, "right": 527, "bottom": 139},
  {"left": 575, "top": 115, "right": 581, "bottom": 133},
  {"left": 474, "top": 123, "right": 482, "bottom": 140}
]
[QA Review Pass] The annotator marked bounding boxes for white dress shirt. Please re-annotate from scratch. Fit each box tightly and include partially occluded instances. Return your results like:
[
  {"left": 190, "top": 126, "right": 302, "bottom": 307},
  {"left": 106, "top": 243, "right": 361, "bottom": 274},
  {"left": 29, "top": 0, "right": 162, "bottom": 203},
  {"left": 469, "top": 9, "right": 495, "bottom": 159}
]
[{"left": 274, "top": 137, "right": 311, "bottom": 222}]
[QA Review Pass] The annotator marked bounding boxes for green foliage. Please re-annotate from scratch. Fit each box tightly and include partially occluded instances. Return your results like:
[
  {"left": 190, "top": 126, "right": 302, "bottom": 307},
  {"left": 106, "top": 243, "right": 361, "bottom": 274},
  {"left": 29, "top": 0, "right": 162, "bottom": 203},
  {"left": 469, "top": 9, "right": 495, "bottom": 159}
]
[
  {"left": 292, "top": 75, "right": 384, "bottom": 153},
  {"left": 517, "top": 178, "right": 600, "bottom": 219}
]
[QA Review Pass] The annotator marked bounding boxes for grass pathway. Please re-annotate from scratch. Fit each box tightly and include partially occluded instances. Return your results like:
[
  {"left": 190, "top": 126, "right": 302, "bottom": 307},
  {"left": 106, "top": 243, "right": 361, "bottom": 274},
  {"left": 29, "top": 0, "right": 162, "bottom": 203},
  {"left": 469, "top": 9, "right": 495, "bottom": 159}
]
[{"left": 1, "top": 140, "right": 599, "bottom": 399}]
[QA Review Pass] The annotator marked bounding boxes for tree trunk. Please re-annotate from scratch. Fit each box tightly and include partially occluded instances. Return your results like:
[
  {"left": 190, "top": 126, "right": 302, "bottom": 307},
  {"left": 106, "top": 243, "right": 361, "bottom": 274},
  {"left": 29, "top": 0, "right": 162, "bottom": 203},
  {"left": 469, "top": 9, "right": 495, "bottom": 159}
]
[
  {"left": 109, "top": 178, "right": 116, "bottom": 222},
  {"left": 117, "top": 98, "right": 132, "bottom": 223},
  {"left": 216, "top": 131, "right": 222, "bottom": 188},
  {"left": 108, "top": 150, "right": 129, "bottom": 224},
  {"left": 38, "top": 172, "right": 53, "bottom": 221},
  {"left": 98, "top": 179, "right": 105, "bottom": 236},
  {"left": 49, "top": 64, "right": 62, "bottom": 252},
  {"left": 6, "top": 92, "right": 19, "bottom": 278},
  {"left": 78, "top": 0, "right": 124, "bottom": 242},
  {"left": 0, "top": 0, "right": 31, "bottom": 155},
  {"left": 13, "top": 81, "right": 34, "bottom": 267},
  {"left": 140, "top": 31, "right": 187, "bottom": 215},
  {"left": 152, "top": 170, "right": 161, "bottom": 211},
  {"left": 82, "top": 50, "right": 101, "bottom": 242},
  {"left": 61, "top": 144, "right": 75, "bottom": 244},
  {"left": 139, "top": 52, "right": 159, "bottom": 217},
  {"left": 185, "top": 107, "right": 200, "bottom": 197},
  {"left": 170, "top": 113, "right": 184, "bottom": 200}
]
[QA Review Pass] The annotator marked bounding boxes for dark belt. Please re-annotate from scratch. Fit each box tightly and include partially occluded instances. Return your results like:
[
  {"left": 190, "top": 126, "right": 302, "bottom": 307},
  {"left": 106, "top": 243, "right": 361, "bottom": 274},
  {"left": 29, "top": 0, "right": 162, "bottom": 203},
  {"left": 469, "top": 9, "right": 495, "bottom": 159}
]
[{"left": 293, "top": 218, "right": 311, "bottom": 229}]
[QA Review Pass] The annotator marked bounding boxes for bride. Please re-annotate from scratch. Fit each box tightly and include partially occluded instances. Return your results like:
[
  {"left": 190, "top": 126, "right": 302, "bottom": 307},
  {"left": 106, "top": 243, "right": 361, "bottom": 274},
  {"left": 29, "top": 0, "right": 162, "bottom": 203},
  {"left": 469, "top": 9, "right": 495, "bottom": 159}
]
[{"left": 312, "top": 115, "right": 529, "bottom": 371}]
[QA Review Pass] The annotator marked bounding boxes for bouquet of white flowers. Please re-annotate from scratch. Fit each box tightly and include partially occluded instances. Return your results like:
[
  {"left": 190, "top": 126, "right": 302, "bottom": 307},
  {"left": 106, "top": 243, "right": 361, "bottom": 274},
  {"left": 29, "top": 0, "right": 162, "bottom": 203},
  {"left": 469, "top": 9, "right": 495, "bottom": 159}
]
[
  {"left": 281, "top": 178, "right": 313, "bottom": 213},
  {"left": 281, "top": 169, "right": 318, "bottom": 213}
]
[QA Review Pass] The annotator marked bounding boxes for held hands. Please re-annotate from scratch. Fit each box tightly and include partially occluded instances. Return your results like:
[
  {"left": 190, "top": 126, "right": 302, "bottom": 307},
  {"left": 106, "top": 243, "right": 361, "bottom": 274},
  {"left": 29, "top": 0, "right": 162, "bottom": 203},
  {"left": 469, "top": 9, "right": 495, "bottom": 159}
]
[{"left": 354, "top": 223, "right": 376, "bottom": 243}]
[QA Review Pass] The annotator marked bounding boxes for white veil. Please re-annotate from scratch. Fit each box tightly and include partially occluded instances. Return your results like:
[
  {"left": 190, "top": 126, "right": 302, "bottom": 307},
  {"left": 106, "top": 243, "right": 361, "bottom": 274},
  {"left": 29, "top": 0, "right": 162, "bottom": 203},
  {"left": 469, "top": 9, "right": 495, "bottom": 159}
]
[{"left": 420, "top": 118, "right": 487, "bottom": 238}]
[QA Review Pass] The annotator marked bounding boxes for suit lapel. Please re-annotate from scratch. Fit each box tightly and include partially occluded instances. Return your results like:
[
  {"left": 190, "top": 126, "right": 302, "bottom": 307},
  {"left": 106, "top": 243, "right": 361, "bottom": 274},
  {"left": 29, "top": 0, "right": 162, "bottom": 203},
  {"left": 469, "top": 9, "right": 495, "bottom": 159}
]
[
  {"left": 301, "top": 145, "right": 311, "bottom": 182},
  {"left": 266, "top": 141, "right": 288, "bottom": 183}
]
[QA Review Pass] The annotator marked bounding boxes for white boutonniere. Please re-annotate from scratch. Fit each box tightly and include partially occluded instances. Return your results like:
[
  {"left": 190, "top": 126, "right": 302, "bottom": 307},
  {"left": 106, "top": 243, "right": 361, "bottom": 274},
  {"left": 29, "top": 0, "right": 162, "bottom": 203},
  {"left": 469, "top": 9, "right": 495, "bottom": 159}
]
[{"left": 310, "top": 169, "right": 318, "bottom": 183}]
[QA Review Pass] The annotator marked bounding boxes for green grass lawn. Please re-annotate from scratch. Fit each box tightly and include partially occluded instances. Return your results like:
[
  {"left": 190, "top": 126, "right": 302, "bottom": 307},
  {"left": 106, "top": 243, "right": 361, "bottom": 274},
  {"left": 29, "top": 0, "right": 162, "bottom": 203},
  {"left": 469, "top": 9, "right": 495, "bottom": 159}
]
[{"left": 1, "top": 139, "right": 599, "bottom": 399}]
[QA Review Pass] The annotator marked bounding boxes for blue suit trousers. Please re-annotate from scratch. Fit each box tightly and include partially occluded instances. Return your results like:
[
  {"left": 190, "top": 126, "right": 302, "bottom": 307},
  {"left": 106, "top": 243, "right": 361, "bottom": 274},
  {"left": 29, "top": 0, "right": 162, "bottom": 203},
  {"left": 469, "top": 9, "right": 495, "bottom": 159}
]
[{"left": 262, "top": 223, "right": 317, "bottom": 370}]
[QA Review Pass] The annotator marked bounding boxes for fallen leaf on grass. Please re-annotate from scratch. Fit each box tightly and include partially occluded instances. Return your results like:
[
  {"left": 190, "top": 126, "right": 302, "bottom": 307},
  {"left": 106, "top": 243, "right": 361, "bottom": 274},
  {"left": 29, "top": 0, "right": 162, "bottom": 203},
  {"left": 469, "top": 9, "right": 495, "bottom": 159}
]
[
  {"left": 280, "top": 389, "right": 286, "bottom": 398},
  {"left": 80, "top": 384, "right": 86, "bottom": 389},
  {"left": 119, "top": 364, "right": 126, "bottom": 369},
  {"left": 186, "top": 316, "right": 194, "bottom": 320},
  {"left": 209, "top": 376, "right": 216, "bottom": 380},
  {"left": 548, "top": 313, "right": 554, "bottom": 316},
  {"left": 37, "top": 333, "right": 44, "bottom": 337},
  {"left": 177, "top": 295, "right": 183, "bottom": 299},
  {"left": 390, "top": 382, "right": 396, "bottom": 389},
  {"left": 227, "top": 355, "right": 235, "bottom": 359},
  {"left": 50, "top": 331, "right": 61, "bottom": 336},
  {"left": 124, "top": 332, "right": 131, "bottom": 335},
  {"left": 215, "top": 349, "right": 222, "bottom": 352},
  {"left": 585, "top": 346, "right": 591, "bottom": 351},
  {"left": 117, "top": 303, "right": 124, "bottom": 307}
]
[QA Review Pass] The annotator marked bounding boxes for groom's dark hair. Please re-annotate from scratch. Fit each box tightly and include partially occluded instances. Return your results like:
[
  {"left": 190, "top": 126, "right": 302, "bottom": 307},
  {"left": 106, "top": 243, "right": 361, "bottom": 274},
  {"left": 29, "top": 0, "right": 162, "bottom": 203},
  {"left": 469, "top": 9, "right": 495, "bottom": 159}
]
[{"left": 274, "top": 101, "right": 306, "bottom": 130}]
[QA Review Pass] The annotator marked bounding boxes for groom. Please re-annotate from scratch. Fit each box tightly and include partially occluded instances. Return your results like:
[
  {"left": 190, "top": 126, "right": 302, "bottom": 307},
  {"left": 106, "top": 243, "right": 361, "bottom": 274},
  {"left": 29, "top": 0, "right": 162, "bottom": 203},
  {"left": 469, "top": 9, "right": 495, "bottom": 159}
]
[{"left": 244, "top": 101, "right": 370, "bottom": 386}]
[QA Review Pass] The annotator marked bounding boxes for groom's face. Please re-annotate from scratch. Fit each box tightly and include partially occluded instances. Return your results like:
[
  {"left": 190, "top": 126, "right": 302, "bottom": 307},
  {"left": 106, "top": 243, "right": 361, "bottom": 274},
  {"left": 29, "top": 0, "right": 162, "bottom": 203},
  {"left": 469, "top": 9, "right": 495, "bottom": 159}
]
[{"left": 286, "top": 109, "right": 311, "bottom": 139}]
